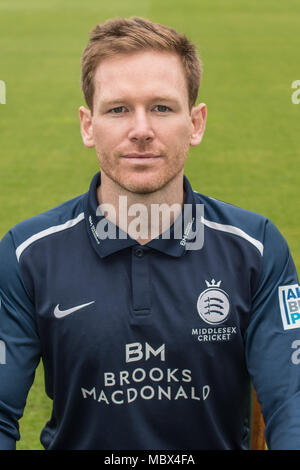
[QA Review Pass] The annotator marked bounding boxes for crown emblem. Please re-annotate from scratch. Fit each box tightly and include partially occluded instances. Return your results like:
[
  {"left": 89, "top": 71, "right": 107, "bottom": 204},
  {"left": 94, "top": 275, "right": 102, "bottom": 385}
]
[{"left": 205, "top": 279, "right": 221, "bottom": 288}]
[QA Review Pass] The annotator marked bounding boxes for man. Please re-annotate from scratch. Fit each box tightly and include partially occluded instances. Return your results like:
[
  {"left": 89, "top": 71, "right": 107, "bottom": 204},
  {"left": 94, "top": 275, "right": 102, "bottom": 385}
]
[{"left": 0, "top": 16, "right": 299, "bottom": 450}]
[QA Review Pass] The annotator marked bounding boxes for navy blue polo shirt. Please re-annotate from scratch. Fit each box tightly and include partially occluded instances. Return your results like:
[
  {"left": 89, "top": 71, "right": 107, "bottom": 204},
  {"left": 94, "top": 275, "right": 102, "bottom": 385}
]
[{"left": 0, "top": 172, "right": 299, "bottom": 450}]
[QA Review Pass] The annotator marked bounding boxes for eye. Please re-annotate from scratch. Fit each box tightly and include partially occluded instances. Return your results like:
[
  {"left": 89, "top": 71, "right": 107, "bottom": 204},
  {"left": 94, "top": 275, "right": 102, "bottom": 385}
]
[
  {"left": 109, "top": 106, "right": 126, "bottom": 114},
  {"left": 154, "top": 105, "right": 171, "bottom": 113}
]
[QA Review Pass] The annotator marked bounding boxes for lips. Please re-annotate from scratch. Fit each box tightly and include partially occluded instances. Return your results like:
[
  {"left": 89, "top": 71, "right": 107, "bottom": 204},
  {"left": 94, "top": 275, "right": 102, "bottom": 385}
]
[{"left": 122, "top": 153, "right": 161, "bottom": 159}]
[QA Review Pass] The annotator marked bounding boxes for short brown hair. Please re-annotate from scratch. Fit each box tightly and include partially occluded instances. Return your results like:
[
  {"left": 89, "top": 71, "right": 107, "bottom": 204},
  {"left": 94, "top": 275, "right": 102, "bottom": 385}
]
[{"left": 81, "top": 17, "right": 202, "bottom": 113}]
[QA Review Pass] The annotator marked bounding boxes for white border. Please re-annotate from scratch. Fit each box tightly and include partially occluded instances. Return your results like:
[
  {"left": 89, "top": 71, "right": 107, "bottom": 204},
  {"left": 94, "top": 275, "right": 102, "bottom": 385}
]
[
  {"left": 16, "top": 212, "right": 85, "bottom": 262},
  {"left": 201, "top": 216, "right": 264, "bottom": 256}
]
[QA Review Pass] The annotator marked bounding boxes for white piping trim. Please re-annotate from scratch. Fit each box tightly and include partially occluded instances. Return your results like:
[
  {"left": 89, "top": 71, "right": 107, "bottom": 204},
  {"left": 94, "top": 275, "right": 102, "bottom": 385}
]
[
  {"left": 16, "top": 212, "right": 85, "bottom": 262},
  {"left": 201, "top": 216, "right": 264, "bottom": 256}
]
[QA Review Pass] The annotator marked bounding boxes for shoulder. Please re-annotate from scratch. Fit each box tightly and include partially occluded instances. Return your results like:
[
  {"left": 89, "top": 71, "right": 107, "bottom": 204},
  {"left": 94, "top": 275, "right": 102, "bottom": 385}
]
[
  {"left": 4, "top": 193, "right": 86, "bottom": 262},
  {"left": 193, "top": 190, "right": 286, "bottom": 258}
]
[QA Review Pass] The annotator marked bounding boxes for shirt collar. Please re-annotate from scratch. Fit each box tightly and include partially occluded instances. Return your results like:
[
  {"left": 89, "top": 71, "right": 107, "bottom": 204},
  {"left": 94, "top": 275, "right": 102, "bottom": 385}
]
[{"left": 83, "top": 172, "right": 202, "bottom": 258}]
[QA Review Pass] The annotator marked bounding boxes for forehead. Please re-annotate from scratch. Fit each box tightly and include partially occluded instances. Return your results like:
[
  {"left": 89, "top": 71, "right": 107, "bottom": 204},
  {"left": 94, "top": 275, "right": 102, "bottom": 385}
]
[{"left": 93, "top": 50, "right": 189, "bottom": 104}]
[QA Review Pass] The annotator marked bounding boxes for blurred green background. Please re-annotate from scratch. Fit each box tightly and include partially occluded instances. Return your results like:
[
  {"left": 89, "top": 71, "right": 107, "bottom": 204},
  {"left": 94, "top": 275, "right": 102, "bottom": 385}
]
[{"left": 0, "top": 0, "right": 299, "bottom": 450}]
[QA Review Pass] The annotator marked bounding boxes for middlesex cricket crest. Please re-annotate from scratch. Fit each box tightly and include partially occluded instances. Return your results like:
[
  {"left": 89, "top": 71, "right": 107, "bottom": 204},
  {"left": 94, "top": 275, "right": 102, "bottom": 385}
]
[{"left": 197, "top": 279, "right": 230, "bottom": 325}]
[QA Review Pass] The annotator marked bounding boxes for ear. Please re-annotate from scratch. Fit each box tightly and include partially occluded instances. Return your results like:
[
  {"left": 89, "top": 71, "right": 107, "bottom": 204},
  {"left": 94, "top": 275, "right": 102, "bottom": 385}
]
[
  {"left": 79, "top": 106, "right": 95, "bottom": 148},
  {"left": 190, "top": 103, "right": 207, "bottom": 146}
]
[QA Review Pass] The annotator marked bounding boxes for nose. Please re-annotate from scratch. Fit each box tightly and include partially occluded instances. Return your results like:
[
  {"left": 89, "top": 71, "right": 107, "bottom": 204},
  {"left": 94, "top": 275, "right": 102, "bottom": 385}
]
[{"left": 127, "top": 109, "right": 155, "bottom": 143}]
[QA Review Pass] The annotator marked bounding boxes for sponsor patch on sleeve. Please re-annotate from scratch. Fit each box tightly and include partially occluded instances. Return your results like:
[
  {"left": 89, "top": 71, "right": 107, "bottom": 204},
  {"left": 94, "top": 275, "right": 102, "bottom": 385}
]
[{"left": 279, "top": 284, "right": 300, "bottom": 330}]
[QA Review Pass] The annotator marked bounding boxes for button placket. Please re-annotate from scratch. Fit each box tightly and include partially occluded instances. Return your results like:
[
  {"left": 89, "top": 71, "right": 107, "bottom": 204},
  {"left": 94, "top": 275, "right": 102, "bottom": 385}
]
[{"left": 131, "top": 247, "right": 151, "bottom": 315}]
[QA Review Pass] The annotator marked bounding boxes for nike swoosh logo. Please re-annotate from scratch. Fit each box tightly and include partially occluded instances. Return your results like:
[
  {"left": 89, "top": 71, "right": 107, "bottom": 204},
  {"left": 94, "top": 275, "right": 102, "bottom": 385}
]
[{"left": 54, "top": 301, "right": 95, "bottom": 318}]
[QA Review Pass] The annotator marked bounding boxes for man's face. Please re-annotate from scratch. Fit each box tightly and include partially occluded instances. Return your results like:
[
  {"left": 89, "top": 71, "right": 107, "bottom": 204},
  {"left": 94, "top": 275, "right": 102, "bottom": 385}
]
[{"left": 79, "top": 50, "right": 206, "bottom": 194}]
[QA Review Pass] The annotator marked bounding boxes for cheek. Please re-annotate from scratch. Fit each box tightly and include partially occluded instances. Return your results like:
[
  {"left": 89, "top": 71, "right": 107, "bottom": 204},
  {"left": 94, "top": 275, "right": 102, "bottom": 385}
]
[
  {"left": 167, "top": 122, "right": 192, "bottom": 152},
  {"left": 178, "top": 120, "right": 193, "bottom": 140},
  {"left": 167, "top": 116, "right": 192, "bottom": 139},
  {"left": 92, "top": 123, "right": 119, "bottom": 153}
]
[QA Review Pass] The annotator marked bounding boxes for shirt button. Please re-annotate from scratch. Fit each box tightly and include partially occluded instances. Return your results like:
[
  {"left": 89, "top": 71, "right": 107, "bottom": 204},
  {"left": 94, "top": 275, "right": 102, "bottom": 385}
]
[{"left": 135, "top": 248, "right": 144, "bottom": 258}]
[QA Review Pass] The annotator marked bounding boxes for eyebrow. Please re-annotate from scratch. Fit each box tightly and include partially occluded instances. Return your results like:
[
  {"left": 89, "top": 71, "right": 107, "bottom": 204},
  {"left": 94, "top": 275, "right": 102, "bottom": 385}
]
[{"left": 99, "top": 95, "right": 180, "bottom": 108}]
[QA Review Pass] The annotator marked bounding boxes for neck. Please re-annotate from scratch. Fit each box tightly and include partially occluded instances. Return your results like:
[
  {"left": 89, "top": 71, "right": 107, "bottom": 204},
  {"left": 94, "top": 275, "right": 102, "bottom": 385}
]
[{"left": 97, "top": 171, "right": 185, "bottom": 245}]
